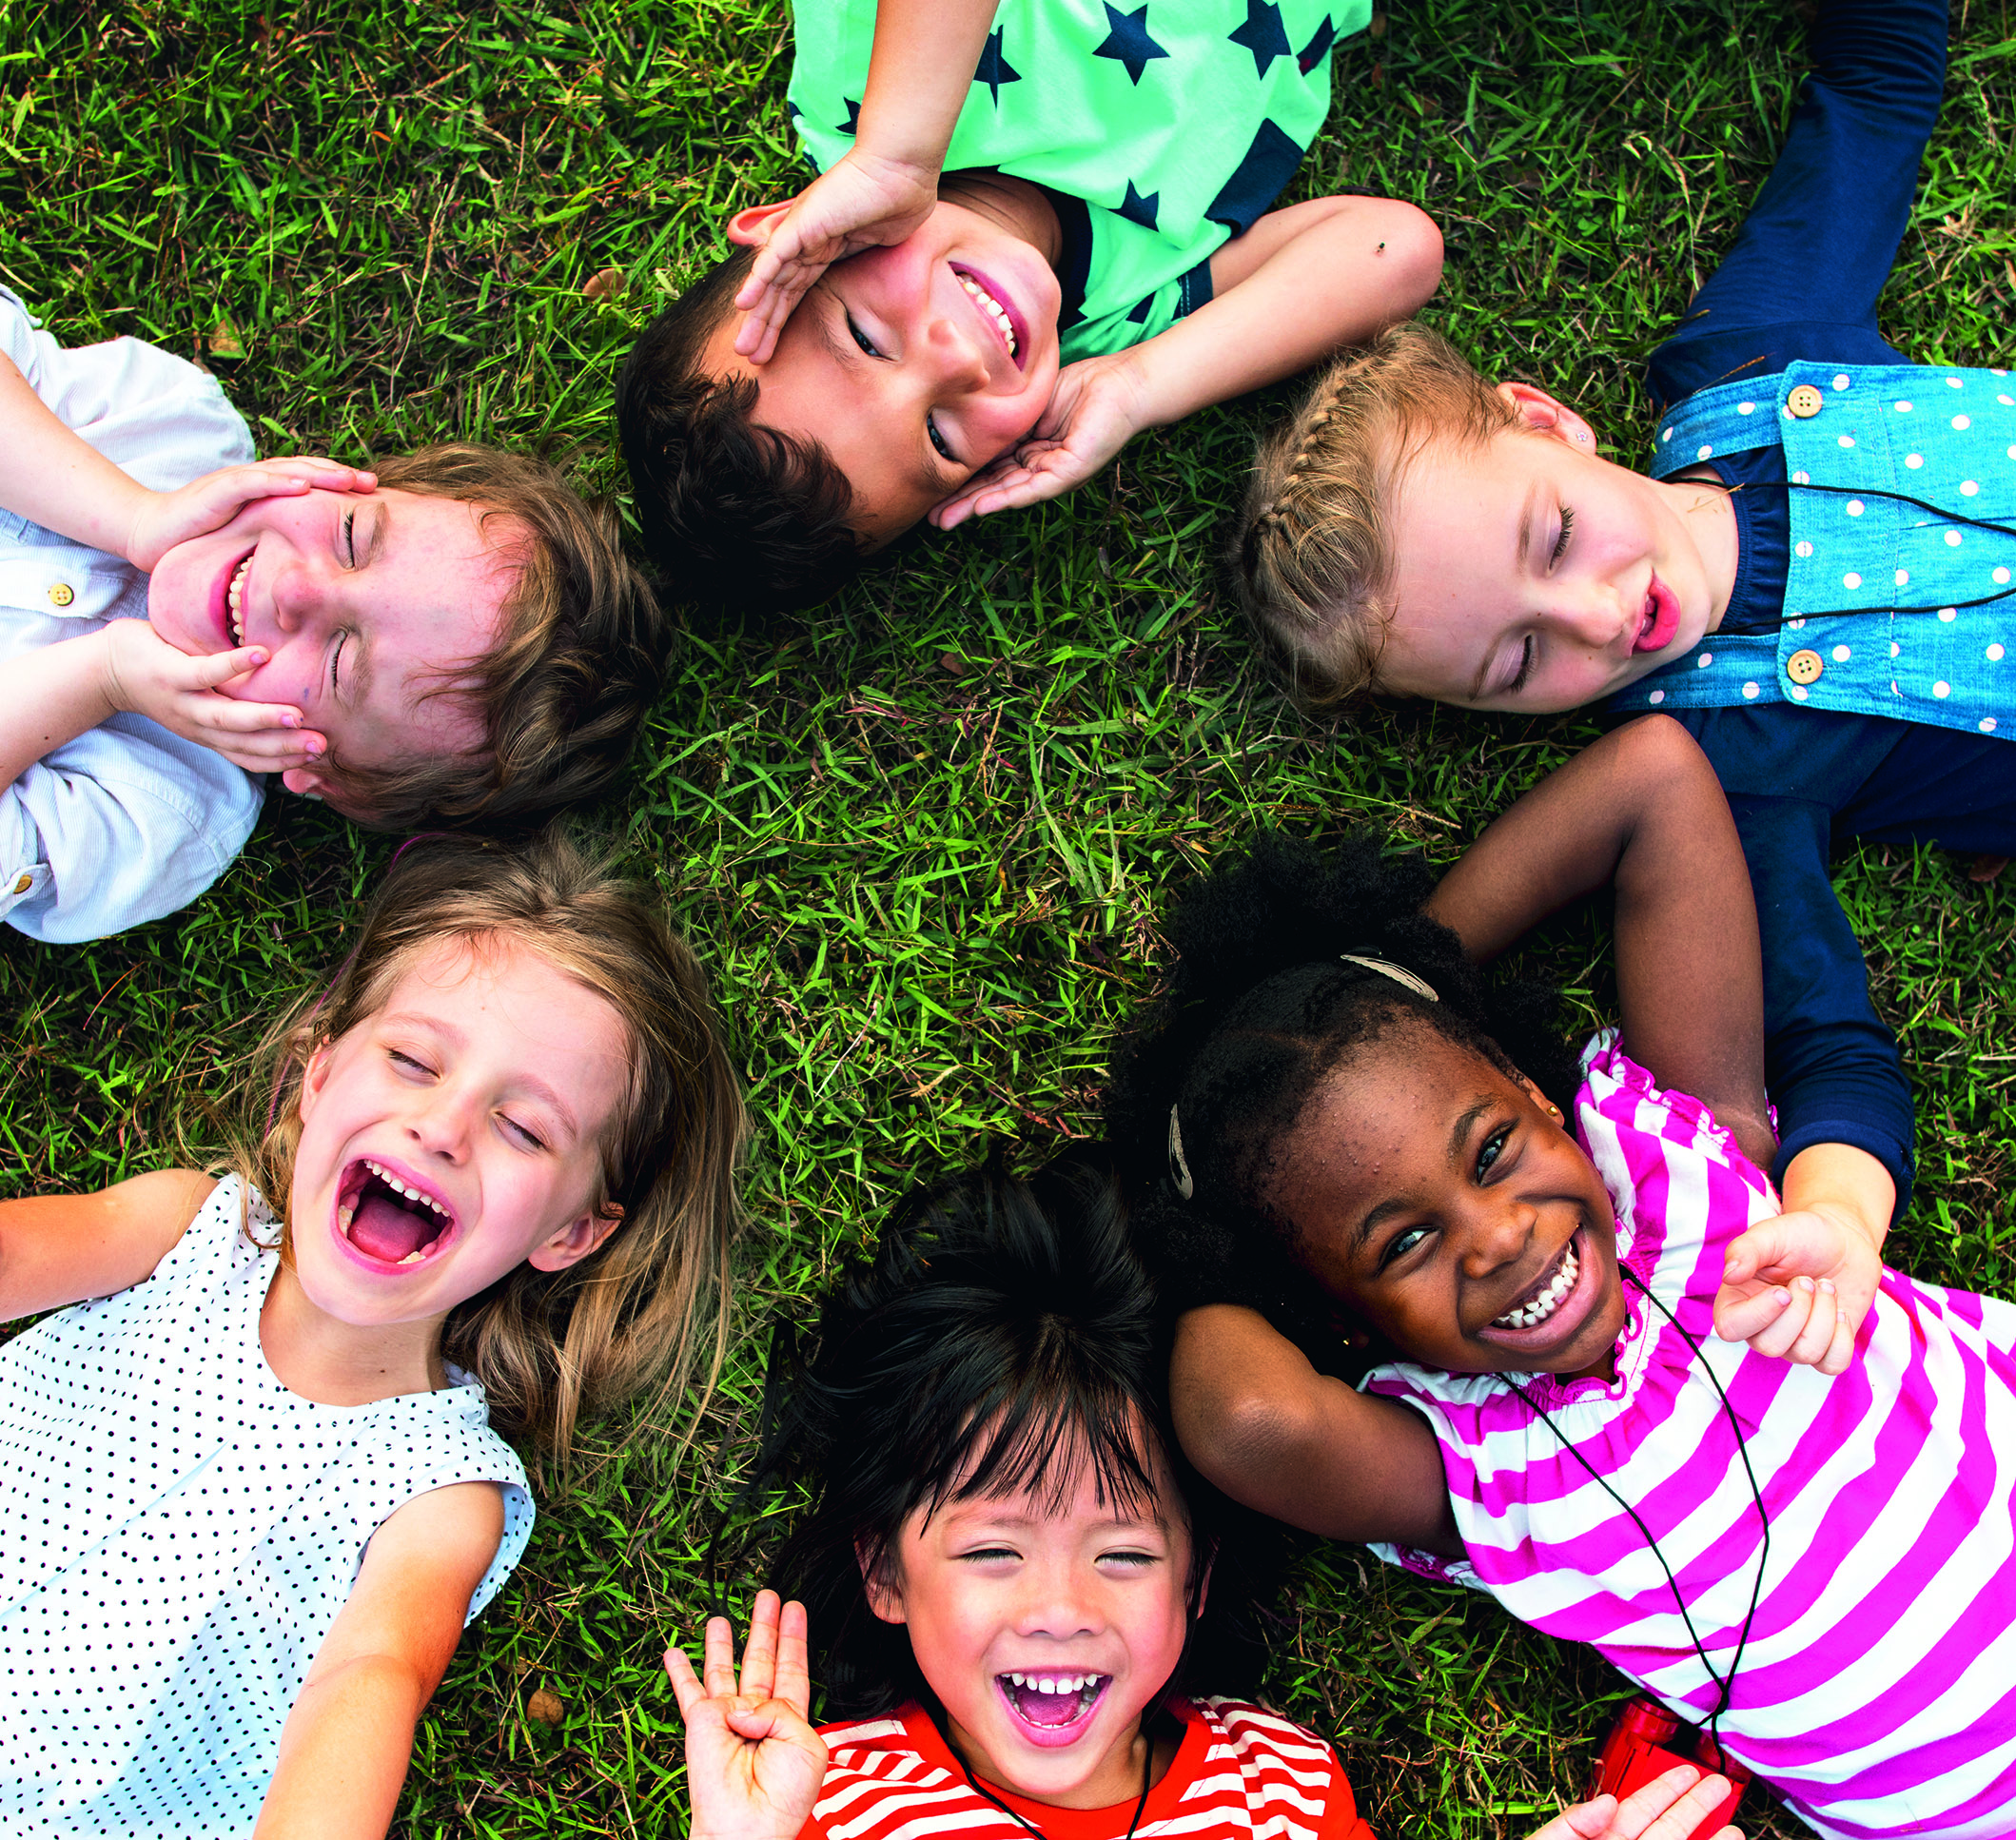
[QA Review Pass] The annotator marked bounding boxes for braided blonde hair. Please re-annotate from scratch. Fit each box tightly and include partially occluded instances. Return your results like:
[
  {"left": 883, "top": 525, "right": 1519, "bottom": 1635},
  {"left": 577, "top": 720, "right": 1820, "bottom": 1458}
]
[{"left": 1232, "top": 323, "right": 1522, "bottom": 712}]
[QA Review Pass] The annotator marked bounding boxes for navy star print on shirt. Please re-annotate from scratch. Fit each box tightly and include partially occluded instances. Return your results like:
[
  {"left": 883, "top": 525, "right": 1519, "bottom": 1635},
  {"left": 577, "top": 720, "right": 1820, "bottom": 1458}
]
[
  {"left": 1094, "top": 2, "right": 1170, "bottom": 85},
  {"left": 1298, "top": 13, "right": 1337, "bottom": 71},
  {"left": 1119, "top": 180, "right": 1161, "bottom": 228},
  {"left": 973, "top": 28, "right": 1022, "bottom": 105},
  {"left": 1228, "top": 0, "right": 1291, "bottom": 77},
  {"left": 836, "top": 96, "right": 861, "bottom": 133}
]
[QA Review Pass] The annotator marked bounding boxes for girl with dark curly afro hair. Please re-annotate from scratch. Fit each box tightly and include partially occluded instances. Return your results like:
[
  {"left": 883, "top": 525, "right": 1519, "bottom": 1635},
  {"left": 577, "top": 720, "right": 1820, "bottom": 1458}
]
[{"left": 1101, "top": 715, "right": 2016, "bottom": 1840}]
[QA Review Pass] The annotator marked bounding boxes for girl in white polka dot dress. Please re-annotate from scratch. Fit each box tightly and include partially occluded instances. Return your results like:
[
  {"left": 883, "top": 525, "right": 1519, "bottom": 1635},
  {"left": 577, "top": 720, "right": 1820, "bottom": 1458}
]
[
  {"left": 0, "top": 831, "right": 746, "bottom": 1837},
  {"left": 1225, "top": 0, "right": 2007, "bottom": 1360}
]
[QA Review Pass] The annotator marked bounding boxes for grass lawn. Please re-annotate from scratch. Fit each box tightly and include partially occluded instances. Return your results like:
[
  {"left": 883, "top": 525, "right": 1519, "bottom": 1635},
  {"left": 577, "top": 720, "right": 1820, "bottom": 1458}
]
[{"left": 2, "top": 0, "right": 2011, "bottom": 1833}]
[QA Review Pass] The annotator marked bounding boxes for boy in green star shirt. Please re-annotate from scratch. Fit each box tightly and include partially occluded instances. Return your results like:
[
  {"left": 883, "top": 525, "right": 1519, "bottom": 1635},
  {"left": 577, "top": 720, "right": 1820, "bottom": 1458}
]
[{"left": 617, "top": 0, "right": 1441, "bottom": 618}]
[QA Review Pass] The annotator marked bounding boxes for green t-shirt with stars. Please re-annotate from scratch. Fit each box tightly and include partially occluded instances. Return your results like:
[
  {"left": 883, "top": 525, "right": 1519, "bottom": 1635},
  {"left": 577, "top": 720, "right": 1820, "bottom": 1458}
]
[{"left": 785, "top": 0, "right": 1369, "bottom": 362}]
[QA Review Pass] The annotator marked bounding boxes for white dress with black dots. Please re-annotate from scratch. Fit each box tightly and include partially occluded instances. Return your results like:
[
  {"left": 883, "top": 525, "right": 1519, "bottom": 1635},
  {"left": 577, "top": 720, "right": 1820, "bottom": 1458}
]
[{"left": 0, "top": 1177, "right": 534, "bottom": 1835}]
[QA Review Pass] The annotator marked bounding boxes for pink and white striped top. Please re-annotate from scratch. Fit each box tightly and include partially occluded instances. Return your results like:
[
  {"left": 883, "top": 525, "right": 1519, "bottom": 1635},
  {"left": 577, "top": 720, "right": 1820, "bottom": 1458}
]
[{"left": 1363, "top": 1035, "right": 2016, "bottom": 1840}]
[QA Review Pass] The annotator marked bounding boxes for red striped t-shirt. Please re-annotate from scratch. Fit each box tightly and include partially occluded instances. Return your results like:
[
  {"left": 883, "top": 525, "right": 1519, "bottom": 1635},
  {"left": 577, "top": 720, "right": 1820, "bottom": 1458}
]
[{"left": 802, "top": 1697, "right": 1376, "bottom": 1840}]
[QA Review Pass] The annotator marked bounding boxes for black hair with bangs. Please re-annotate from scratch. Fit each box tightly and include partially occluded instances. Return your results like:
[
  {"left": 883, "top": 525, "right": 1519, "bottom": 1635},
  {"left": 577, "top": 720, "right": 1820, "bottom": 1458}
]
[
  {"left": 751, "top": 1148, "right": 1286, "bottom": 1719},
  {"left": 1105, "top": 830, "right": 1580, "bottom": 1365}
]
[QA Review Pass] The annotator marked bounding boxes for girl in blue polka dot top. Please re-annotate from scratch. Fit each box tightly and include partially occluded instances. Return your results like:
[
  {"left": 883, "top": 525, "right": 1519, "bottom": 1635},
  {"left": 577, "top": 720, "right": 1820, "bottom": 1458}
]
[
  {"left": 1231, "top": 0, "right": 2006, "bottom": 1303},
  {"left": 0, "top": 831, "right": 746, "bottom": 1836}
]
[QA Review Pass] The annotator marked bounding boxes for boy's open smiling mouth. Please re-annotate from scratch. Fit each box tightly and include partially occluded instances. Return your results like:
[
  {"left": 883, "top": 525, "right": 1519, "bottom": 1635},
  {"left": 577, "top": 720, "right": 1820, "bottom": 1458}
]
[
  {"left": 950, "top": 264, "right": 1028, "bottom": 372},
  {"left": 333, "top": 1156, "right": 460, "bottom": 1272},
  {"left": 996, "top": 1671, "right": 1111, "bottom": 1745}
]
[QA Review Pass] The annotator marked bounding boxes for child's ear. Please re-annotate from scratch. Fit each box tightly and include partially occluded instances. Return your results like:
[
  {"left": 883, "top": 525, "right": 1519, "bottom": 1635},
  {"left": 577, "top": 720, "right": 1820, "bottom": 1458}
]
[
  {"left": 281, "top": 766, "right": 328, "bottom": 800},
  {"left": 729, "top": 202, "right": 796, "bottom": 247},
  {"left": 857, "top": 1538, "right": 907, "bottom": 1625},
  {"left": 1513, "top": 1072, "right": 1566, "bottom": 1126},
  {"left": 297, "top": 1038, "right": 338, "bottom": 1123},
  {"left": 1496, "top": 381, "right": 1599, "bottom": 454},
  {"left": 526, "top": 1202, "right": 623, "bottom": 1273}
]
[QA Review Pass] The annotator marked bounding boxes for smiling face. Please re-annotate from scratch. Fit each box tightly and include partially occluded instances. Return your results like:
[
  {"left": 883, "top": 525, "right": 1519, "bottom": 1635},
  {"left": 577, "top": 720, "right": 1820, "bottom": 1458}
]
[
  {"left": 1269, "top": 1020, "right": 1627, "bottom": 1377},
  {"left": 146, "top": 485, "right": 519, "bottom": 800},
  {"left": 868, "top": 1452, "right": 1194, "bottom": 1810},
  {"left": 1374, "top": 388, "right": 1740, "bottom": 713},
  {"left": 705, "top": 199, "right": 1063, "bottom": 544},
  {"left": 288, "top": 933, "right": 631, "bottom": 1328}
]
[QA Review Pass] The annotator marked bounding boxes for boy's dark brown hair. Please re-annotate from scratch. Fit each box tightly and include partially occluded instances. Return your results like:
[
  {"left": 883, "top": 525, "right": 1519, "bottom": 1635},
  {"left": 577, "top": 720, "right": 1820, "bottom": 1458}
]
[
  {"left": 322, "top": 444, "right": 668, "bottom": 832},
  {"left": 615, "top": 245, "right": 865, "bottom": 621}
]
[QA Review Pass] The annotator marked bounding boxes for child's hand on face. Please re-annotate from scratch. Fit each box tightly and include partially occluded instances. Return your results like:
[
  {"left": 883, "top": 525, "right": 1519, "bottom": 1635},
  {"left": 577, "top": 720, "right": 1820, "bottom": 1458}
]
[
  {"left": 1527, "top": 1763, "right": 1741, "bottom": 1840},
  {"left": 665, "top": 1590, "right": 829, "bottom": 1840},
  {"left": 930, "top": 349, "right": 1152, "bottom": 531},
  {"left": 732, "top": 150, "right": 942, "bottom": 364},
  {"left": 122, "top": 456, "right": 376, "bottom": 574},
  {"left": 1713, "top": 1204, "right": 1883, "bottom": 1378},
  {"left": 95, "top": 617, "right": 325, "bottom": 774}
]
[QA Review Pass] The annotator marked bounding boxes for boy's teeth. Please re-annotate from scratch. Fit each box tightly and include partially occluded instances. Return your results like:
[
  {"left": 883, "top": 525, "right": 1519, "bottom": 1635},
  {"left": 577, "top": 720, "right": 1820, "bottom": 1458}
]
[
  {"left": 1495, "top": 1242, "right": 1580, "bottom": 1330},
  {"left": 226, "top": 556, "right": 251, "bottom": 644},
  {"left": 957, "top": 275, "right": 1018, "bottom": 356}
]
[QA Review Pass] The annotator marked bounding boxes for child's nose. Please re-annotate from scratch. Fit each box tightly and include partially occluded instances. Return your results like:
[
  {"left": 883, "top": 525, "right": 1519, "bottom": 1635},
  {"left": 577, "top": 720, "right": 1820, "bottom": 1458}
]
[
  {"left": 1459, "top": 1199, "right": 1536, "bottom": 1277},
  {"left": 1013, "top": 1568, "right": 1099, "bottom": 1637},
  {"left": 922, "top": 311, "right": 993, "bottom": 392},
  {"left": 404, "top": 1087, "right": 477, "bottom": 1162}
]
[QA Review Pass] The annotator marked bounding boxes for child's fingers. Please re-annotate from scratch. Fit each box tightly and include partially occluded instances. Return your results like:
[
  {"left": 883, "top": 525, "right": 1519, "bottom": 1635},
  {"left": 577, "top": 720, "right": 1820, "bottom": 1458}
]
[
  {"left": 1718, "top": 1218, "right": 1795, "bottom": 1289},
  {"left": 181, "top": 644, "right": 272, "bottom": 689},
  {"left": 1713, "top": 1279, "right": 1794, "bottom": 1344},
  {"left": 1819, "top": 1306, "right": 1859, "bottom": 1377},
  {"left": 1744, "top": 1277, "right": 1820, "bottom": 1360},
  {"left": 774, "top": 1598, "right": 812, "bottom": 1716},
  {"left": 664, "top": 1643, "right": 709, "bottom": 1720},
  {"left": 1632, "top": 1771, "right": 1732, "bottom": 1840},
  {"left": 738, "top": 1589, "right": 783, "bottom": 1701},
  {"left": 1785, "top": 1278, "right": 1840, "bottom": 1366},
  {"left": 701, "top": 1614, "right": 739, "bottom": 1700}
]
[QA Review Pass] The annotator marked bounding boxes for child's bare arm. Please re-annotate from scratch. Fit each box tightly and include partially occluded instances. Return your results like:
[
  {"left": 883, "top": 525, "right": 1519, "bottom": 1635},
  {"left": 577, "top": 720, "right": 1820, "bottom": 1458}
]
[
  {"left": 1172, "top": 1304, "right": 1460, "bottom": 1554},
  {"left": 932, "top": 192, "right": 1441, "bottom": 529},
  {"left": 0, "top": 349, "right": 369, "bottom": 569},
  {"left": 254, "top": 1481, "right": 505, "bottom": 1840},
  {"left": 732, "top": 0, "right": 1001, "bottom": 362},
  {"left": 1424, "top": 714, "right": 1773, "bottom": 1170},
  {"left": 0, "top": 1168, "right": 213, "bottom": 1321}
]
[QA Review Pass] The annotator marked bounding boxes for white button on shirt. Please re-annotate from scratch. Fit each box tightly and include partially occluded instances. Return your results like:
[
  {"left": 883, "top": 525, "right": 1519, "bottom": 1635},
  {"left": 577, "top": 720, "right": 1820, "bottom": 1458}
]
[{"left": 0, "top": 287, "right": 263, "bottom": 943}]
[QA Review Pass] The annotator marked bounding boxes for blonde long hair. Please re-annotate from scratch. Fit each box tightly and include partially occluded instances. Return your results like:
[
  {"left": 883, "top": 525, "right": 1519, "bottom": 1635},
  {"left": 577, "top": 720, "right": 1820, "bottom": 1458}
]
[
  {"left": 237, "top": 830, "right": 746, "bottom": 1460},
  {"left": 1232, "top": 323, "right": 1521, "bottom": 712}
]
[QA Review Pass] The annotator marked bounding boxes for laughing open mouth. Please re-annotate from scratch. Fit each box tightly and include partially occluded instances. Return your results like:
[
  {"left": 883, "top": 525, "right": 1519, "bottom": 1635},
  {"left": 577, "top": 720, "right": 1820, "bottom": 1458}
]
[
  {"left": 1493, "top": 1235, "right": 1580, "bottom": 1331},
  {"left": 335, "top": 1158, "right": 456, "bottom": 1266},
  {"left": 998, "top": 1671, "right": 1108, "bottom": 1731}
]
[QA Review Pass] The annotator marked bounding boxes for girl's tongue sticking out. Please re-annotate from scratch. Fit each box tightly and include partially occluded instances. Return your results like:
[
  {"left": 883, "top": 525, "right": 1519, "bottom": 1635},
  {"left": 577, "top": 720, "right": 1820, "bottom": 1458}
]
[{"left": 336, "top": 1160, "right": 455, "bottom": 1268}]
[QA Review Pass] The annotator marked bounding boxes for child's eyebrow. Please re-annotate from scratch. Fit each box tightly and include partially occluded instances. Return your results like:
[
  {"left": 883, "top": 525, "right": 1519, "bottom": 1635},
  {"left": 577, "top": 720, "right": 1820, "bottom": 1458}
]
[{"left": 1516, "top": 481, "right": 1538, "bottom": 577}]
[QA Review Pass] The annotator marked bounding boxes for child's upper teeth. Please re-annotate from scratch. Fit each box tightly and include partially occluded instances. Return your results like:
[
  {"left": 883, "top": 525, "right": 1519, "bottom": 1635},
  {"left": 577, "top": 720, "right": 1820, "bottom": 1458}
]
[
  {"left": 957, "top": 275, "right": 1018, "bottom": 356},
  {"left": 226, "top": 556, "right": 251, "bottom": 644},
  {"left": 363, "top": 1159, "right": 447, "bottom": 1217},
  {"left": 1495, "top": 1242, "right": 1579, "bottom": 1330}
]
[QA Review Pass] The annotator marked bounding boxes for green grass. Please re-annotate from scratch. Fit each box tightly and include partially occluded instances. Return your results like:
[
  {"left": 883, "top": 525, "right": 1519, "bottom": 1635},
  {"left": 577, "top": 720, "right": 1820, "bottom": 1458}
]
[{"left": 2, "top": 0, "right": 2012, "bottom": 1833}]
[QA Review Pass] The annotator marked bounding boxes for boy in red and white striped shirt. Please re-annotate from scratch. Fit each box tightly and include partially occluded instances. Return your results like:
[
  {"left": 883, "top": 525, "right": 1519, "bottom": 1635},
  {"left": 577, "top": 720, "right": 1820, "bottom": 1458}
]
[{"left": 664, "top": 1155, "right": 1737, "bottom": 1840}]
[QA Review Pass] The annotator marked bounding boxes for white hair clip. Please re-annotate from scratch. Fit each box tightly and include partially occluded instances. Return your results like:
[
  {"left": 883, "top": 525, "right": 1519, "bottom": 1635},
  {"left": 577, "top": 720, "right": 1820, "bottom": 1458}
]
[
  {"left": 1338, "top": 953, "right": 1439, "bottom": 1002},
  {"left": 1166, "top": 1103, "right": 1195, "bottom": 1201}
]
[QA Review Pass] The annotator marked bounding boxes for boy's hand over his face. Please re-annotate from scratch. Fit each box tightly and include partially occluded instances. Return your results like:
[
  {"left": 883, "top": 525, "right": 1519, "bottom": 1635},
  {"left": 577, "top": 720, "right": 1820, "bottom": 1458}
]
[
  {"left": 96, "top": 620, "right": 325, "bottom": 775},
  {"left": 122, "top": 456, "right": 376, "bottom": 574},
  {"left": 666, "top": 1591, "right": 829, "bottom": 1840},
  {"left": 1713, "top": 1142, "right": 1893, "bottom": 1378},
  {"left": 733, "top": 151, "right": 941, "bottom": 364},
  {"left": 1526, "top": 1764, "right": 1741, "bottom": 1840},
  {"left": 930, "top": 349, "right": 1152, "bottom": 531}
]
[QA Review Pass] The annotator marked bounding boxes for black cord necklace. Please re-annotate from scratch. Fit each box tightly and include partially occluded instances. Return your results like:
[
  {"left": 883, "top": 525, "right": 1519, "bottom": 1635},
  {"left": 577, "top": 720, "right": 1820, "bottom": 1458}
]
[
  {"left": 949, "top": 1715, "right": 1157, "bottom": 1840},
  {"left": 1508, "top": 1266, "right": 1771, "bottom": 1758},
  {"left": 1713, "top": 476, "right": 2016, "bottom": 621}
]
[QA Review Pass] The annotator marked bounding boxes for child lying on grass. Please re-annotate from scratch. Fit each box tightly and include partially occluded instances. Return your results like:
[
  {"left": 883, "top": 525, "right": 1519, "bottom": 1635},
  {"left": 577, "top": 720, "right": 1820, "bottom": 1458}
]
[
  {"left": 618, "top": 0, "right": 1442, "bottom": 617},
  {"left": 1228, "top": 0, "right": 2006, "bottom": 1239},
  {"left": 1, "top": 288, "right": 664, "bottom": 941},
  {"left": 666, "top": 1153, "right": 1738, "bottom": 1840},
  {"left": 1106, "top": 716, "right": 2016, "bottom": 1838},
  {"left": 0, "top": 830, "right": 745, "bottom": 1835}
]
